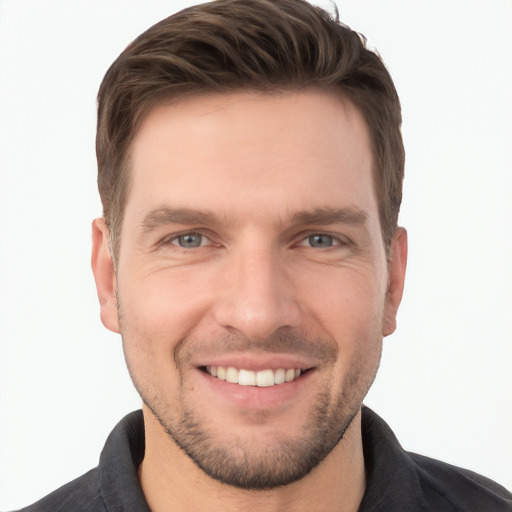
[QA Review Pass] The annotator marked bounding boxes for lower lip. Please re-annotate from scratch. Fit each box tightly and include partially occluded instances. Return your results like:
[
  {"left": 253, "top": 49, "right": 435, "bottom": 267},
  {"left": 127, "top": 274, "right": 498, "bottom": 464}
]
[{"left": 196, "top": 368, "right": 315, "bottom": 409}]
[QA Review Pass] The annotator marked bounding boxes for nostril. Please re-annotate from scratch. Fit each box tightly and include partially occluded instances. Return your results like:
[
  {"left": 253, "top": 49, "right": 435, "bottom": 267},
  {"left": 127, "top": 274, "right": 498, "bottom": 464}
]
[{"left": 213, "top": 299, "right": 301, "bottom": 342}]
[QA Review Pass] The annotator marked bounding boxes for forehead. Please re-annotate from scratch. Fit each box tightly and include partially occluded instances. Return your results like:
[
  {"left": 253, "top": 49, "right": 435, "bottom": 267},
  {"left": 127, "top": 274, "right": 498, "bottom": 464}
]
[{"left": 126, "top": 90, "right": 377, "bottom": 226}]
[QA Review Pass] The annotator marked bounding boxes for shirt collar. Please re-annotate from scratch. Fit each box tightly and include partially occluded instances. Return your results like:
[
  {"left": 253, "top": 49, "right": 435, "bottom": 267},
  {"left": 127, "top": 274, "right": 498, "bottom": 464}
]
[
  {"left": 99, "top": 410, "right": 150, "bottom": 512},
  {"left": 359, "top": 406, "right": 428, "bottom": 511}
]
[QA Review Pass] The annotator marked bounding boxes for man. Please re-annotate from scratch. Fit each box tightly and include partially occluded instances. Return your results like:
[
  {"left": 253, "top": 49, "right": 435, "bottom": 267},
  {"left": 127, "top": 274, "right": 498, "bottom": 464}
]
[{"left": 17, "top": 0, "right": 511, "bottom": 510}]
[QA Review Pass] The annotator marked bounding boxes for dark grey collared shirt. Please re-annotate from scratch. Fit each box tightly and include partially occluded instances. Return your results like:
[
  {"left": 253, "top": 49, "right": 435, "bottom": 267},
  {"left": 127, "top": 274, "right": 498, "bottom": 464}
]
[{"left": 18, "top": 407, "right": 512, "bottom": 511}]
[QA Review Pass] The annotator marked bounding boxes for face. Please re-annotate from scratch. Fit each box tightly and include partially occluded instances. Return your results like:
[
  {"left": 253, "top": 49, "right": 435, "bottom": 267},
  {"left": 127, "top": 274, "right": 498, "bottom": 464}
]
[{"left": 93, "top": 91, "right": 406, "bottom": 489}]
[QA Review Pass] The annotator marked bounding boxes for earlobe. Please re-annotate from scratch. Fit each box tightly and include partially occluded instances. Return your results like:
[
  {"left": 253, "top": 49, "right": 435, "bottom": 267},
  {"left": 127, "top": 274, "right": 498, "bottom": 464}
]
[
  {"left": 91, "top": 218, "right": 120, "bottom": 333},
  {"left": 382, "top": 227, "right": 408, "bottom": 337}
]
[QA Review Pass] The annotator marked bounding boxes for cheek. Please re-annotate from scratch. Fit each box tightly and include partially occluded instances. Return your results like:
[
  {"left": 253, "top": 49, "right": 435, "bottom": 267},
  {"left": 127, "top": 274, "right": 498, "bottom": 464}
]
[
  {"left": 299, "top": 265, "right": 387, "bottom": 338},
  {"left": 119, "top": 267, "right": 215, "bottom": 342},
  {"left": 117, "top": 267, "right": 227, "bottom": 399},
  {"left": 300, "top": 267, "right": 385, "bottom": 383}
]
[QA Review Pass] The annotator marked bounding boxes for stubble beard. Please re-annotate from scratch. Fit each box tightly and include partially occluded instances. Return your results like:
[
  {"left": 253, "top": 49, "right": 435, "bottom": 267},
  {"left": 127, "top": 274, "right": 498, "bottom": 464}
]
[
  {"left": 122, "top": 332, "right": 381, "bottom": 491},
  {"left": 144, "top": 385, "right": 364, "bottom": 490}
]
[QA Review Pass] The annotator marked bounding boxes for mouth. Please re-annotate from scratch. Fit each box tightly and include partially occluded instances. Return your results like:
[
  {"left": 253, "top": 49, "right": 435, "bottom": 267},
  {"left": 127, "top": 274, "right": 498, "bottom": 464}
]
[{"left": 201, "top": 365, "right": 311, "bottom": 387}]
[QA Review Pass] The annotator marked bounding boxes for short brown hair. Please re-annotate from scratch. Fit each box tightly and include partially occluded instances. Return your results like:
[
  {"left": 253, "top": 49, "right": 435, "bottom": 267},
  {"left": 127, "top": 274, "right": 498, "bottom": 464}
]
[{"left": 96, "top": 0, "right": 404, "bottom": 261}]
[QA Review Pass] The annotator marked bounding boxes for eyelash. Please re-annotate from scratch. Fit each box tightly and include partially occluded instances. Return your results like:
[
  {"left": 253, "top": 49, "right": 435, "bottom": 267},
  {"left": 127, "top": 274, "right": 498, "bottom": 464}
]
[
  {"left": 297, "top": 233, "right": 346, "bottom": 249},
  {"left": 162, "top": 231, "right": 348, "bottom": 250},
  {"left": 165, "top": 232, "right": 212, "bottom": 249}
]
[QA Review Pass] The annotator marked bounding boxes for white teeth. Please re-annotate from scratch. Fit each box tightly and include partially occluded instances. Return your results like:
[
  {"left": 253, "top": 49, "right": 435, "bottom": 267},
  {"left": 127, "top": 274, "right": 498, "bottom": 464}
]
[
  {"left": 256, "top": 369, "right": 275, "bottom": 387},
  {"left": 226, "top": 367, "right": 239, "bottom": 383},
  {"left": 274, "top": 368, "right": 286, "bottom": 384},
  {"left": 238, "top": 369, "right": 256, "bottom": 386},
  {"left": 205, "top": 366, "right": 303, "bottom": 386}
]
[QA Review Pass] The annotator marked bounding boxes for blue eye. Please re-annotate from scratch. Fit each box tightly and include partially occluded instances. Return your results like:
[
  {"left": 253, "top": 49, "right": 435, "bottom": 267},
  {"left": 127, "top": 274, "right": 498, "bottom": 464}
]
[
  {"left": 172, "top": 233, "right": 204, "bottom": 248},
  {"left": 298, "top": 233, "right": 340, "bottom": 248},
  {"left": 308, "top": 234, "right": 335, "bottom": 248}
]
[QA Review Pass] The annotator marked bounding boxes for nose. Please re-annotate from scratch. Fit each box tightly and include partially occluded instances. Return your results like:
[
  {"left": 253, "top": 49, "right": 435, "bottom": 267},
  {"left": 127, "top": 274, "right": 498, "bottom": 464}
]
[{"left": 213, "top": 246, "right": 301, "bottom": 341}]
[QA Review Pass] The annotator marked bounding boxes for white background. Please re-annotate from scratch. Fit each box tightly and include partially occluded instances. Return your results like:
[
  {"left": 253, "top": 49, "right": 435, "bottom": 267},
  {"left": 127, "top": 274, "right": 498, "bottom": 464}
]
[{"left": 0, "top": 0, "right": 511, "bottom": 509}]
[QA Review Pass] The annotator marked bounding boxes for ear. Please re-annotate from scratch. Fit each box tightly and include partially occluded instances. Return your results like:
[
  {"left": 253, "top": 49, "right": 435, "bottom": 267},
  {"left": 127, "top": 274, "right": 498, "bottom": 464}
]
[
  {"left": 382, "top": 227, "right": 408, "bottom": 337},
  {"left": 91, "top": 217, "right": 120, "bottom": 333}
]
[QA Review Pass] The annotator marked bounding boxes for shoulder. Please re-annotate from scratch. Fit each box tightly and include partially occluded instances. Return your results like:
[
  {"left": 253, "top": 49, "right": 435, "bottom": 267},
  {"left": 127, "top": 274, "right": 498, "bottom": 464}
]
[
  {"left": 360, "top": 406, "right": 512, "bottom": 511},
  {"left": 15, "top": 410, "right": 148, "bottom": 512},
  {"left": 409, "top": 451, "right": 512, "bottom": 511},
  {"left": 16, "top": 468, "right": 106, "bottom": 512}
]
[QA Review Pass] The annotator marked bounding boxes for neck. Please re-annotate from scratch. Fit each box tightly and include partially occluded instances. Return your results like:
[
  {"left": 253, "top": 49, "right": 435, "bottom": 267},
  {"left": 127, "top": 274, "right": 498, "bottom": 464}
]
[{"left": 138, "top": 406, "right": 366, "bottom": 512}]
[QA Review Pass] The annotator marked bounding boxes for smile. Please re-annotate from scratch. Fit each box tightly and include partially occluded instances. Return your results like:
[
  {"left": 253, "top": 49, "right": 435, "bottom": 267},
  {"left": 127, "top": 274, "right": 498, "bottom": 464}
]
[{"left": 204, "top": 366, "right": 305, "bottom": 387}]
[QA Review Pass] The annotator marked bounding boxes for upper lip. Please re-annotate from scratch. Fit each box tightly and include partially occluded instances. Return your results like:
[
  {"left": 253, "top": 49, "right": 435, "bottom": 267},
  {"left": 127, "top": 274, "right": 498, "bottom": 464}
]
[{"left": 193, "top": 353, "right": 318, "bottom": 372}]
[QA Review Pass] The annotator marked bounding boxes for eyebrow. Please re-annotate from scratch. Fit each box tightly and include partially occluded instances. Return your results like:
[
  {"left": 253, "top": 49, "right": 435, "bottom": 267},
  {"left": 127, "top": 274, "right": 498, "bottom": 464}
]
[
  {"left": 140, "top": 207, "right": 220, "bottom": 233},
  {"left": 289, "top": 207, "right": 368, "bottom": 227},
  {"left": 139, "top": 205, "right": 368, "bottom": 234}
]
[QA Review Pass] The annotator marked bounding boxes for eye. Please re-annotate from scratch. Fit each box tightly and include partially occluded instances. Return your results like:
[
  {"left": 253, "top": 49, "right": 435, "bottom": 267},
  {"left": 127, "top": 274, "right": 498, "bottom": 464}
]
[
  {"left": 170, "top": 233, "right": 206, "bottom": 248},
  {"left": 299, "top": 234, "right": 340, "bottom": 248}
]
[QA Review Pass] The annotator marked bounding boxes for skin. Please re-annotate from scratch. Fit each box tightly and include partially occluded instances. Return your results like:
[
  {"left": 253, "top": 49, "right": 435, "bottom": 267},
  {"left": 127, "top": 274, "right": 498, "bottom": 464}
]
[{"left": 92, "top": 90, "right": 407, "bottom": 512}]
